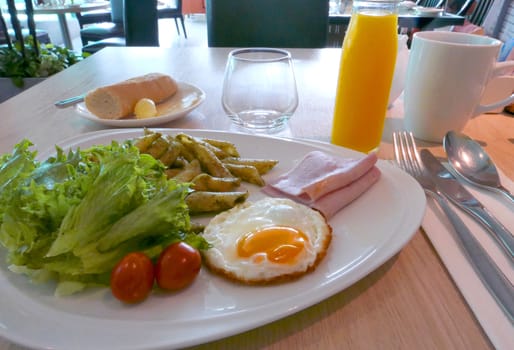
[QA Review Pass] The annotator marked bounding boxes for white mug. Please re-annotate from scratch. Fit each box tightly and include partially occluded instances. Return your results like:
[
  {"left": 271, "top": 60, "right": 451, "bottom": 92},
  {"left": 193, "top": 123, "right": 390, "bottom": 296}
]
[{"left": 403, "top": 31, "right": 514, "bottom": 142}]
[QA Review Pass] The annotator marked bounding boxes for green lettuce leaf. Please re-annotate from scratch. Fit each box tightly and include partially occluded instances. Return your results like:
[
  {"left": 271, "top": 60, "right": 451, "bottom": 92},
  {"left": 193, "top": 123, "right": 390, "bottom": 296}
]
[
  {"left": 0, "top": 140, "right": 38, "bottom": 220},
  {"left": 0, "top": 138, "right": 206, "bottom": 295}
]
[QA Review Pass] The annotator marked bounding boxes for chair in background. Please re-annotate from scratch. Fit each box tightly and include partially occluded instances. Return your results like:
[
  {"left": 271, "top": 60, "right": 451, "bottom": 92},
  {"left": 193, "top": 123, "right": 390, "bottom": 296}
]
[
  {"left": 462, "top": 0, "right": 495, "bottom": 26},
  {"left": 75, "top": 9, "right": 112, "bottom": 29},
  {"left": 415, "top": 0, "right": 445, "bottom": 7},
  {"left": 0, "top": 8, "right": 50, "bottom": 45},
  {"left": 443, "top": 0, "right": 495, "bottom": 35},
  {"left": 453, "top": 0, "right": 479, "bottom": 16},
  {"left": 82, "top": 0, "right": 159, "bottom": 54},
  {"left": 206, "top": 0, "right": 329, "bottom": 48},
  {"left": 79, "top": 0, "right": 124, "bottom": 46},
  {"left": 124, "top": 0, "right": 159, "bottom": 46},
  {"left": 1, "top": 27, "right": 50, "bottom": 45},
  {"left": 158, "top": 0, "right": 187, "bottom": 39},
  {"left": 327, "top": 0, "right": 351, "bottom": 47}
]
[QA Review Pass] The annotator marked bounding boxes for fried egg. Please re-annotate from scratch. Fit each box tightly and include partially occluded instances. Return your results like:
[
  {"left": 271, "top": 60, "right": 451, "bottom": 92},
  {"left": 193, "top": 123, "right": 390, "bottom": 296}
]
[{"left": 202, "top": 197, "right": 332, "bottom": 284}]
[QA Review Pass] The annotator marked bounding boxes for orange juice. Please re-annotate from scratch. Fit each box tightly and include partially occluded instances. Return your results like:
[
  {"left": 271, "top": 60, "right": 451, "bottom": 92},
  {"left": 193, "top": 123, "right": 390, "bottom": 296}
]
[{"left": 332, "top": 10, "right": 398, "bottom": 153}]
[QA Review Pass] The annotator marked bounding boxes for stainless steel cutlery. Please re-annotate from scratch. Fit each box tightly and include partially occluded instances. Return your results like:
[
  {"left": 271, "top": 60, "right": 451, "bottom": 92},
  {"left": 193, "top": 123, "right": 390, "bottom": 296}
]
[
  {"left": 393, "top": 131, "right": 514, "bottom": 322},
  {"left": 443, "top": 131, "right": 514, "bottom": 203},
  {"left": 420, "top": 149, "right": 514, "bottom": 261}
]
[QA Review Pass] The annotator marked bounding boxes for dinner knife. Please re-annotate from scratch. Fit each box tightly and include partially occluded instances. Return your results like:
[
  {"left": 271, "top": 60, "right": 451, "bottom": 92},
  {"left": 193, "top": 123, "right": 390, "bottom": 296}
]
[
  {"left": 54, "top": 94, "right": 85, "bottom": 108},
  {"left": 419, "top": 150, "right": 514, "bottom": 322},
  {"left": 420, "top": 149, "right": 514, "bottom": 262}
]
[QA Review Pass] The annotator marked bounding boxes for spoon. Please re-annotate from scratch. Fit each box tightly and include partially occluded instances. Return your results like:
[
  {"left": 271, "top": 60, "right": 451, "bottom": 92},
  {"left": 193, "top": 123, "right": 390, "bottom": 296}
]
[{"left": 443, "top": 131, "right": 514, "bottom": 203}]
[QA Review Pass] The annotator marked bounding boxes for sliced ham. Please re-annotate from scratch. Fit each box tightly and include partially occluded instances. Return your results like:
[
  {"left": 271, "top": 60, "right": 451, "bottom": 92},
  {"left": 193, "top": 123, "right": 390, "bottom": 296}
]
[{"left": 262, "top": 151, "right": 381, "bottom": 218}]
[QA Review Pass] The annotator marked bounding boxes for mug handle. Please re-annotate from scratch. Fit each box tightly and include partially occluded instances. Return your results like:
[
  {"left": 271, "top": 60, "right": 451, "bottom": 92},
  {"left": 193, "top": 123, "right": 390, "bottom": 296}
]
[{"left": 474, "top": 60, "right": 514, "bottom": 116}]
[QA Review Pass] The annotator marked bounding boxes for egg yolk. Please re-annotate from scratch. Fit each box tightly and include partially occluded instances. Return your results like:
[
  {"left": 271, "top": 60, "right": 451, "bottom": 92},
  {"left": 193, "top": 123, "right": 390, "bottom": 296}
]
[{"left": 236, "top": 226, "right": 308, "bottom": 264}]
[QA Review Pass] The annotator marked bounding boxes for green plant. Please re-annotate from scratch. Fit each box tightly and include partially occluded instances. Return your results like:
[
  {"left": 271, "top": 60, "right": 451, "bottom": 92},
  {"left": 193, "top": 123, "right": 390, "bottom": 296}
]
[
  {"left": 0, "top": 37, "right": 84, "bottom": 87},
  {"left": 0, "top": 0, "right": 84, "bottom": 87}
]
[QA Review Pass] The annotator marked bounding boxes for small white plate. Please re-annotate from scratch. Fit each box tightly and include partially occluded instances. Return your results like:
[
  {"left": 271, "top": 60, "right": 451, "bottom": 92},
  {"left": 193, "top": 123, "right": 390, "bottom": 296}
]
[
  {"left": 414, "top": 6, "right": 444, "bottom": 15},
  {"left": 75, "top": 82, "right": 206, "bottom": 127}
]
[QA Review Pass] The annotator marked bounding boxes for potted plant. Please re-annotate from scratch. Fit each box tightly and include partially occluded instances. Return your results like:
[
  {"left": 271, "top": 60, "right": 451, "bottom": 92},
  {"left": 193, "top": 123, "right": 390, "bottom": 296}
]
[{"left": 0, "top": 0, "right": 84, "bottom": 100}]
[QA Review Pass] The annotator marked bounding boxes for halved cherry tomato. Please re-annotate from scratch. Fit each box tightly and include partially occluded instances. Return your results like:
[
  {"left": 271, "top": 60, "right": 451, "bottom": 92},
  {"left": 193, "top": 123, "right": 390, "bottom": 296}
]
[
  {"left": 155, "top": 242, "right": 202, "bottom": 290},
  {"left": 111, "top": 252, "right": 154, "bottom": 303}
]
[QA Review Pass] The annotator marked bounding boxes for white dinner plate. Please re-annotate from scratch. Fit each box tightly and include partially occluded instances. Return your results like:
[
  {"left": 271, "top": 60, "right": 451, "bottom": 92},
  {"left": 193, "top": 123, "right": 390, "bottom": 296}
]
[
  {"left": 74, "top": 82, "right": 206, "bottom": 127},
  {"left": 414, "top": 6, "right": 444, "bottom": 15},
  {"left": 0, "top": 129, "right": 426, "bottom": 350}
]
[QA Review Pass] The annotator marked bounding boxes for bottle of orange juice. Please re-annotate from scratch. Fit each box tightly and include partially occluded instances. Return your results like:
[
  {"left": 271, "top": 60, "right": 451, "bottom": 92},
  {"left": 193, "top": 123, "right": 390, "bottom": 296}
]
[{"left": 331, "top": 0, "right": 399, "bottom": 153}]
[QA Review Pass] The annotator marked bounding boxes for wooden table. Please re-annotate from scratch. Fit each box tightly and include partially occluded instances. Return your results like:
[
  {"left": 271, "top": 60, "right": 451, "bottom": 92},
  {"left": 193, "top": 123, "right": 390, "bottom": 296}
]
[
  {"left": 0, "top": 47, "right": 507, "bottom": 350},
  {"left": 13, "top": 1, "right": 110, "bottom": 49}
]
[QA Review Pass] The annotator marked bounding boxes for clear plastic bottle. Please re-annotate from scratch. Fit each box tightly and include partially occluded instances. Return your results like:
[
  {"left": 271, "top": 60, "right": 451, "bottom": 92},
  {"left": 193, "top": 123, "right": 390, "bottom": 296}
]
[{"left": 331, "top": 0, "right": 399, "bottom": 153}]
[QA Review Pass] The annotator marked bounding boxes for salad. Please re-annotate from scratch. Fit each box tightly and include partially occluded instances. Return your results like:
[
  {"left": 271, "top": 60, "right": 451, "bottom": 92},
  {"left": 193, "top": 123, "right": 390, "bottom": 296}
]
[{"left": 0, "top": 139, "right": 208, "bottom": 296}]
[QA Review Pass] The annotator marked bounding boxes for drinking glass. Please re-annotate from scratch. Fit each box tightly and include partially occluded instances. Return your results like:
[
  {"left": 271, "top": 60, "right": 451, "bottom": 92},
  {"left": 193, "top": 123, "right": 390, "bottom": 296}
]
[
  {"left": 222, "top": 48, "right": 298, "bottom": 132},
  {"left": 331, "top": 0, "right": 399, "bottom": 153}
]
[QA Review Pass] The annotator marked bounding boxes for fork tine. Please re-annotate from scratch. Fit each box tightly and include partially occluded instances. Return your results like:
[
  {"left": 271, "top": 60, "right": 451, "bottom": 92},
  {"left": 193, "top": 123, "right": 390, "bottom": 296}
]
[
  {"left": 394, "top": 131, "right": 411, "bottom": 174},
  {"left": 393, "top": 132, "right": 407, "bottom": 173},
  {"left": 403, "top": 131, "right": 418, "bottom": 176},
  {"left": 393, "top": 131, "right": 419, "bottom": 178},
  {"left": 405, "top": 132, "right": 423, "bottom": 176},
  {"left": 393, "top": 132, "right": 401, "bottom": 165},
  {"left": 399, "top": 132, "right": 410, "bottom": 171}
]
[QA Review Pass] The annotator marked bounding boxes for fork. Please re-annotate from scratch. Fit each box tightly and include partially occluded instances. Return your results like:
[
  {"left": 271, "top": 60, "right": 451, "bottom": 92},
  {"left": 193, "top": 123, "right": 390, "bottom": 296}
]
[{"left": 393, "top": 131, "right": 514, "bottom": 322}]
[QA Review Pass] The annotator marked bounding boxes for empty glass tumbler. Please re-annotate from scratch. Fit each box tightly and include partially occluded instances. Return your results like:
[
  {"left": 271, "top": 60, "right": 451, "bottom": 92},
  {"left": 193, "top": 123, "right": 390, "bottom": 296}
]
[{"left": 222, "top": 48, "right": 298, "bottom": 131}]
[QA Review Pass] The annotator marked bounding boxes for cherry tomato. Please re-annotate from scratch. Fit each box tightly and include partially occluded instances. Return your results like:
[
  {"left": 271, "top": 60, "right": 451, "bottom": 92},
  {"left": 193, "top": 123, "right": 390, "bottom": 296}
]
[
  {"left": 111, "top": 252, "right": 154, "bottom": 303},
  {"left": 155, "top": 242, "right": 202, "bottom": 290}
]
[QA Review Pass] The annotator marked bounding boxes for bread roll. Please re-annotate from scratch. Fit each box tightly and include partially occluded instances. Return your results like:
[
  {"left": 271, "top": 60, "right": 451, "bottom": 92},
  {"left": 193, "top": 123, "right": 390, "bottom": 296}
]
[{"left": 85, "top": 73, "right": 178, "bottom": 119}]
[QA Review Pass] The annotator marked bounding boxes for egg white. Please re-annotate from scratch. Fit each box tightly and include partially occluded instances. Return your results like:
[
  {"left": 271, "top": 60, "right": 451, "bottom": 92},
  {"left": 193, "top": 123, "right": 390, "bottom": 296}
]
[{"left": 202, "top": 197, "right": 332, "bottom": 283}]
